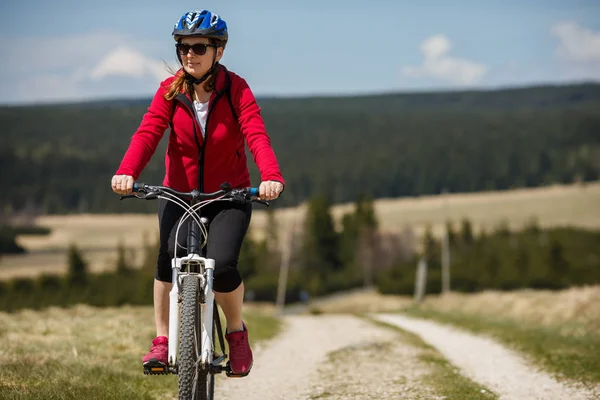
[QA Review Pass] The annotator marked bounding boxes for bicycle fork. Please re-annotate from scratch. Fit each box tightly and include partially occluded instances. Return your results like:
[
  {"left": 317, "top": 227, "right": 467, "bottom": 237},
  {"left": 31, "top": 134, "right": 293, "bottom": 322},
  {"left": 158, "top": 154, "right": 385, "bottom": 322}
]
[{"left": 167, "top": 255, "right": 216, "bottom": 371}]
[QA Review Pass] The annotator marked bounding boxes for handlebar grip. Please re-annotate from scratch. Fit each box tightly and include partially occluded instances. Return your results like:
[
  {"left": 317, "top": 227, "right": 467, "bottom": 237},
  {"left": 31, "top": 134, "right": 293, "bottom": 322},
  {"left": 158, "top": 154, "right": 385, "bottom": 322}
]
[
  {"left": 249, "top": 187, "right": 259, "bottom": 197},
  {"left": 132, "top": 182, "right": 144, "bottom": 192}
]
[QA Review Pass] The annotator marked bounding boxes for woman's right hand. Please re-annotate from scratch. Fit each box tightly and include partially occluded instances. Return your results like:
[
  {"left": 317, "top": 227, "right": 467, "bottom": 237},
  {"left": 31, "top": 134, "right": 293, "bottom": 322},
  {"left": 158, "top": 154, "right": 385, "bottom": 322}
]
[{"left": 111, "top": 175, "right": 135, "bottom": 195}]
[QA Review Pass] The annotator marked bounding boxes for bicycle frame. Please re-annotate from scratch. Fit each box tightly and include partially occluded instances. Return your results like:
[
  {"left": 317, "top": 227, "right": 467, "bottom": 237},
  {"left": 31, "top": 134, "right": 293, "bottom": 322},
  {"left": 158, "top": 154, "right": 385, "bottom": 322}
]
[{"left": 122, "top": 182, "right": 266, "bottom": 383}]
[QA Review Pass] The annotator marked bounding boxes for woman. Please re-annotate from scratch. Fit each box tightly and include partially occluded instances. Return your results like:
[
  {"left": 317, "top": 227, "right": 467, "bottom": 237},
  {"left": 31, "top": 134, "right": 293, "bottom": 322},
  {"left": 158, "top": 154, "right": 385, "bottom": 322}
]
[{"left": 111, "top": 10, "right": 285, "bottom": 377}]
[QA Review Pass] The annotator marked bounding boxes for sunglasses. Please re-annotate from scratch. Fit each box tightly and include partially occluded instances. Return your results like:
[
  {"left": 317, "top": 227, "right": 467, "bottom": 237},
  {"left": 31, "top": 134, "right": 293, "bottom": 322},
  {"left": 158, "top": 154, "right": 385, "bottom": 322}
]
[{"left": 176, "top": 43, "right": 218, "bottom": 56}]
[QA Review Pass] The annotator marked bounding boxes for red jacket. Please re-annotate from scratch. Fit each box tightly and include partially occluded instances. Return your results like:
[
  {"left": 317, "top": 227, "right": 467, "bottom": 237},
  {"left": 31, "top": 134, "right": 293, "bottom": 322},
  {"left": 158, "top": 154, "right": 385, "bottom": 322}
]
[{"left": 115, "top": 65, "right": 284, "bottom": 193}]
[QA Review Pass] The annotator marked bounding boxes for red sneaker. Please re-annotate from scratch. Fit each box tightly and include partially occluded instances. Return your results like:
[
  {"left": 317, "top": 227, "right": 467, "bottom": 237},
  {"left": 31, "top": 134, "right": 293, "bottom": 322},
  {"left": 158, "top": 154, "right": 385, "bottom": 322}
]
[
  {"left": 226, "top": 322, "right": 253, "bottom": 377},
  {"left": 142, "top": 336, "right": 168, "bottom": 366}
]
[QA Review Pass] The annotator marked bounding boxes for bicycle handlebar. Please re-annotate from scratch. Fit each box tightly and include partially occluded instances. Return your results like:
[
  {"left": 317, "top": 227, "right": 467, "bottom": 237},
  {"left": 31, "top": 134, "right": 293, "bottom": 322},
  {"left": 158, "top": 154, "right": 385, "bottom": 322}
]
[{"left": 119, "top": 182, "right": 268, "bottom": 206}]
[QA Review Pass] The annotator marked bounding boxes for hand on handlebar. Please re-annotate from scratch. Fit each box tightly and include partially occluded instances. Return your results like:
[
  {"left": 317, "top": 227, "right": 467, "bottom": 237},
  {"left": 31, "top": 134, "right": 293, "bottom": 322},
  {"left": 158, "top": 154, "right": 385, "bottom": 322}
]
[
  {"left": 111, "top": 175, "right": 134, "bottom": 195},
  {"left": 259, "top": 181, "right": 283, "bottom": 201}
]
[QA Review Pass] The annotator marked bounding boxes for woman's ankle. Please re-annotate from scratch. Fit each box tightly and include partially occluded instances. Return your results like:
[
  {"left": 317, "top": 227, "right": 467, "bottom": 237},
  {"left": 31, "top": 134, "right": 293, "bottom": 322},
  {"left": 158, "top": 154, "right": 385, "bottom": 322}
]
[{"left": 226, "top": 320, "right": 244, "bottom": 333}]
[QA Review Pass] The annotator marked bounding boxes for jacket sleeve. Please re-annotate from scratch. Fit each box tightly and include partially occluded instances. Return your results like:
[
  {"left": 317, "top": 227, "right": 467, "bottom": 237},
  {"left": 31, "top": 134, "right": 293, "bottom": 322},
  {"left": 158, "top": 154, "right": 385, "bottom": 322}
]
[
  {"left": 232, "top": 76, "right": 285, "bottom": 186},
  {"left": 115, "top": 83, "right": 173, "bottom": 179}
]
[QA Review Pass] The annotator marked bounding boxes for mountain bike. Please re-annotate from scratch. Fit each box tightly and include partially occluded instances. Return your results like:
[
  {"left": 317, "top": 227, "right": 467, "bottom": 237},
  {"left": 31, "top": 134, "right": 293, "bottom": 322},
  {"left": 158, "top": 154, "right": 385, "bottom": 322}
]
[{"left": 121, "top": 182, "right": 268, "bottom": 400}]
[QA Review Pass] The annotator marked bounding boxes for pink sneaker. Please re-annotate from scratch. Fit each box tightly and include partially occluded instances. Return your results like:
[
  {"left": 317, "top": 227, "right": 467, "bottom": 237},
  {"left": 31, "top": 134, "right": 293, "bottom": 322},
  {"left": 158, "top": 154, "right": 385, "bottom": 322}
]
[
  {"left": 226, "top": 322, "right": 253, "bottom": 377},
  {"left": 142, "top": 336, "right": 168, "bottom": 367}
]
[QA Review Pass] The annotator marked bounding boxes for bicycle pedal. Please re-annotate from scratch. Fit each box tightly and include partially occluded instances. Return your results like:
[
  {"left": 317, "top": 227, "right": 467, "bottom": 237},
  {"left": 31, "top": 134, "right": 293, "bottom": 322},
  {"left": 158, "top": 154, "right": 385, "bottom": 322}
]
[
  {"left": 143, "top": 360, "right": 169, "bottom": 375},
  {"left": 225, "top": 362, "right": 251, "bottom": 378}
]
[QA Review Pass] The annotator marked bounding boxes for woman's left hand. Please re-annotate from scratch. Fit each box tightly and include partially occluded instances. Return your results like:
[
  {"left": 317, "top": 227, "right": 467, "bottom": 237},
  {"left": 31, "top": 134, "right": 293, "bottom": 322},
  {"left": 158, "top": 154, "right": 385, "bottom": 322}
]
[{"left": 259, "top": 181, "right": 284, "bottom": 201}]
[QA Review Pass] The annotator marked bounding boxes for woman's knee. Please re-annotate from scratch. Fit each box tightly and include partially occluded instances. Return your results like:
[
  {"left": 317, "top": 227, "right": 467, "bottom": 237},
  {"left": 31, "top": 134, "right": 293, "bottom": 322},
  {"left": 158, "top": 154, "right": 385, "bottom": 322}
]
[
  {"left": 156, "top": 251, "right": 173, "bottom": 282},
  {"left": 213, "top": 268, "right": 242, "bottom": 293}
]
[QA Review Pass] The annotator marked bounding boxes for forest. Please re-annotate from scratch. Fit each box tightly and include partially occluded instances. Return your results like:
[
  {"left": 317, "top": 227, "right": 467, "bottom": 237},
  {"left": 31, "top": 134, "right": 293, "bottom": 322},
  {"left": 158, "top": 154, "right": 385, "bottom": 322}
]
[{"left": 1, "top": 82, "right": 599, "bottom": 214}]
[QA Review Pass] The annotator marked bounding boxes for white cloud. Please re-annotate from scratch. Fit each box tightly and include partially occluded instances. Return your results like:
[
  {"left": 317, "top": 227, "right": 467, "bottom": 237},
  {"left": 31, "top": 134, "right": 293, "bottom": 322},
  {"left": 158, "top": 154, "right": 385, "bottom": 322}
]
[
  {"left": 0, "top": 32, "right": 131, "bottom": 74},
  {"left": 0, "top": 32, "right": 175, "bottom": 104},
  {"left": 401, "top": 34, "right": 487, "bottom": 85},
  {"left": 421, "top": 35, "right": 451, "bottom": 59},
  {"left": 90, "top": 46, "right": 172, "bottom": 82},
  {"left": 552, "top": 21, "right": 600, "bottom": 80}
]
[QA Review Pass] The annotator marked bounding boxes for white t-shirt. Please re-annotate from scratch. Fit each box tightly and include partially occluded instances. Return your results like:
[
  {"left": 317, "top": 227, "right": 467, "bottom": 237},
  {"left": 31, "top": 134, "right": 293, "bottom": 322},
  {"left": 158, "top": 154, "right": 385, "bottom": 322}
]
[{"left": 193, "top": 100, "right": 209, "bottom": 138}]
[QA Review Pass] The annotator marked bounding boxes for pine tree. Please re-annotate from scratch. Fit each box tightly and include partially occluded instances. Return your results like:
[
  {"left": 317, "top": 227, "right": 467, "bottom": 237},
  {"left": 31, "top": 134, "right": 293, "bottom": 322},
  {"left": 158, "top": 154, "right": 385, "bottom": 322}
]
[
  {"left": 339, "top": 213, "right": 359, "bottom": 270},
  {"left": 116, "top": 240, "right": 132, "bottom": 274},
  {"left": 302, "top": 196, "right": 341, "bottom": 294},
  {"left": 67, "top": 243, "right": 88, "bottom": 286},
  {"left": 548, "top": 240, "right": 569, "bottom": 288},
  {"left": 355, "top": 194, "right": 378, "bottom": 287},
  {"left": 446, "top": 220, "right": 457, "bottom": 245},
  {"left": 460, "top": 218, "right": 474, "bottom": 245}
]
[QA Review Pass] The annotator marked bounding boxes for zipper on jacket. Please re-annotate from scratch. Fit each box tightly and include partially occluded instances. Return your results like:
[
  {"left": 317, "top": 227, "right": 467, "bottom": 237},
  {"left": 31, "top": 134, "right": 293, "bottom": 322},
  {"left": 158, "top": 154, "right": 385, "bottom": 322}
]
[
  {"left": 200, "top": 89, "right": 229, "bottom": 191},
  {"left": 175, "top": 87, "right": 227, "bottom": 192}
]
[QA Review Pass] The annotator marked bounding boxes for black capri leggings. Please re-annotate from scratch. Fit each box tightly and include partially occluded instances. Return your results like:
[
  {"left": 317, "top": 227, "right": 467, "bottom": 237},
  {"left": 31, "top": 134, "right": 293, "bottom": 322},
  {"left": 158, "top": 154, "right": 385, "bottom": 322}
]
[{"left": 156, "top": 197, "right": 252, "bottom": 293}]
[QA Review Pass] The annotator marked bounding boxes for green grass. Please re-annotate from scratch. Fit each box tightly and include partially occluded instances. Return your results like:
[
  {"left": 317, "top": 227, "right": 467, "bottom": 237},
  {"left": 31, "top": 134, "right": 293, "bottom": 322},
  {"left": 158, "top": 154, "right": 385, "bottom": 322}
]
[
  {"left": 241, "top": 308, "right": 281, "bottom": 345},
  {"left": 0, "top": 360, "right": 167, "bottom": 400},
  {"left": 403, "top": 306, "right": 600, "bottom": 387},
  {"left": 366, "top": 317, "right": 498, "bottom": 400},
  {"left": 0, "top": 304, "right": 280, "bottom": 400}
]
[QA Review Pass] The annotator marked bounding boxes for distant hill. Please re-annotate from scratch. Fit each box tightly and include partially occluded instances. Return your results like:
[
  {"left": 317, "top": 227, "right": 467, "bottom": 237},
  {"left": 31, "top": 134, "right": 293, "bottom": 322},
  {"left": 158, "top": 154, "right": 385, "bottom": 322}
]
[{"left": 1, "top": 82, "right": 599, "bottom": 213}]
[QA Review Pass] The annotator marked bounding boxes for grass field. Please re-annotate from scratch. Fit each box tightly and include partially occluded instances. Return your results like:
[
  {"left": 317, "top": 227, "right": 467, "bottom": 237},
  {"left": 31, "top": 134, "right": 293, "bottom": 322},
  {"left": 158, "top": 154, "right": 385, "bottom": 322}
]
[
  {"left": 0, "top": 304, "right": 280, "bottom": 400},
  {"left": 2, "top": 182, "right": 599, "bottom": 280}
]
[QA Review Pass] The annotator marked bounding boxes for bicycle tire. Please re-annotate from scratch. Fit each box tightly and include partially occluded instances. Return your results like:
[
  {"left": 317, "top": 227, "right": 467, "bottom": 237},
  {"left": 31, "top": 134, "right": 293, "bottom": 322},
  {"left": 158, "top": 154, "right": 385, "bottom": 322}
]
[{"left": 178, "top": 276, "right": 208, "bottom": 400}]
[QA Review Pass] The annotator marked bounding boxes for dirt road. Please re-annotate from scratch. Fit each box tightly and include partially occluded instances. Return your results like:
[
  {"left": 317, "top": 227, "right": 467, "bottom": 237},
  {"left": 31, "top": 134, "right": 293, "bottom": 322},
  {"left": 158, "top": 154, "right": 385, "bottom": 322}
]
[
  {"left": 215, "top": 314, "right": 444, "bottom": 400},
  {"left": 375, "top": 314, "right": 600, "bottom": 400},
  {"left": 214, "top": 313, "right": 599, "bottom": 400}
]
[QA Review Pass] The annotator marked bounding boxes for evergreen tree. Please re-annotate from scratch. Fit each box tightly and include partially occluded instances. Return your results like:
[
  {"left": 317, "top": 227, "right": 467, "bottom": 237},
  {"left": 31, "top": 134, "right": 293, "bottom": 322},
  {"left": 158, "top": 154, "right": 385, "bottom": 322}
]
[
  {"left": 460, "top": 218, "right": 474, "bottom": 245},
  {"left": 446, "top": 220, "right": 457, "bottom": 245},
  {"left": 301, "top": 196, "right": 341, "bottom": 294},
  {"left": 116, "top": 240, "right": 133, "bottom": 274},
  {"left": 67, "top": 243, "right": 88, "bottom": 286},
  {"left": 548, "top": 240, "right": 569, "bottom": 288},
  {"left": 422, "top": 225, "right": 438, "bottom": 264},
  {"left": 355, "top": 194, "right": 378, "bottom": 229},
  {"left": 339, "top": 213, "right": 359, "bottom": 271},
  {"left": 355, "top": 194, "right": 378, "bottom": 287}
]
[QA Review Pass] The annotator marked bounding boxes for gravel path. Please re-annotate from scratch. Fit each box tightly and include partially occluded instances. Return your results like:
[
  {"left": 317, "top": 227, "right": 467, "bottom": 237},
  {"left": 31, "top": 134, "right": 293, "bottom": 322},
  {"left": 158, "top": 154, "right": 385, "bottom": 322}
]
[
  {"left": 375, "top": 313, "right": 600, "bottom": 400},
  {"left": 215, "top": 315, "right": 437, "bottom": 400}
]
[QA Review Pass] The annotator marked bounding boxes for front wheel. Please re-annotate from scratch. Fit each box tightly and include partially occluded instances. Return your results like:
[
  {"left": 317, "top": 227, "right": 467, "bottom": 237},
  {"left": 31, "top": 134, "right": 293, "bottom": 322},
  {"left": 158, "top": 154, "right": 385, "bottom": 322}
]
[{"left": 178, "top": 276, "right": 208, "bottom": 400}]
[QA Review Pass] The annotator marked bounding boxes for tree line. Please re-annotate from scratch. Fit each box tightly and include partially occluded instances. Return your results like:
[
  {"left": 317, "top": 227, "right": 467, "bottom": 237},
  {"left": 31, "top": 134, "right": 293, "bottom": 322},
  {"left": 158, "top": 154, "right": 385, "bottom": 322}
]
[
  {"left": 1, "top": 83, "right": 599, "bottom": 214},
  {"left": 2, "top": 193, "right": 599, "bottom": 312}
]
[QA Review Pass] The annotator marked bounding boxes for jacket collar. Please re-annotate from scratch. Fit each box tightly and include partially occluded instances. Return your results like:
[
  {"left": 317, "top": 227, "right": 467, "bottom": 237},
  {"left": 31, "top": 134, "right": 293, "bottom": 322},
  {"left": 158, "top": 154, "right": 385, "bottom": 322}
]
[{"left": 176, "top": 64, "right": 228, "bottom": 95}]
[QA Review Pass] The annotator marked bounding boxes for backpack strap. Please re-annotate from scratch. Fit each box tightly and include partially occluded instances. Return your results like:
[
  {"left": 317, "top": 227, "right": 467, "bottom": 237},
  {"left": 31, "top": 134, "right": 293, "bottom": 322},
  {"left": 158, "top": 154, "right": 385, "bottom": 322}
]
[
  {"left": 175, "top": 93, "right": 194, "bottom": 115},
  {"left": 223, "top": 70, "right": 239, "bottom": 123}
]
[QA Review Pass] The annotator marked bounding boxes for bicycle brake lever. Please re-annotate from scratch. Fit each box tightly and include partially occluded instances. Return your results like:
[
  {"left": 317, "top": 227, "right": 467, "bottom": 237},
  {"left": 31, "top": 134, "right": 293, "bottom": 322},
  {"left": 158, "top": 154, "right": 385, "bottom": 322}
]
[
  {"left": 120, "top": 192, "right": 157, "bottom": 200},
  {"left": 254, "top": 199, "right": 270, "bottom": 207}
]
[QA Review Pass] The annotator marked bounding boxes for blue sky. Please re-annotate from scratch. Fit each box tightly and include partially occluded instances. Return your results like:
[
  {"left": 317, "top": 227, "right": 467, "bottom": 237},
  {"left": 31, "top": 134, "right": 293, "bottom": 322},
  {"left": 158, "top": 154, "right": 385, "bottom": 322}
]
[{"left": 1, "top": 0, "right": 599, "bottom": 104}]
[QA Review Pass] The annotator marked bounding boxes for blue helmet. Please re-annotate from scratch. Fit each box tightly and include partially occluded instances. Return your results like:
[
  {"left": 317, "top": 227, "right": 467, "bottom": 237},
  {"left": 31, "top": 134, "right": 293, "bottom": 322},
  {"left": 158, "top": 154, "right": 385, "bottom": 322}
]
[{"left": 172, "top": 10, "right": 228, "bottom": 44}]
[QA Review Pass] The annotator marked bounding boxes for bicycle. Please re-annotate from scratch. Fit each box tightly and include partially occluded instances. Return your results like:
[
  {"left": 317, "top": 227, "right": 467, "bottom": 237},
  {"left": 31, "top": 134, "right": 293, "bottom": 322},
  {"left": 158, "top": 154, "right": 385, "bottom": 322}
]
[{"left": 121, "top": 181, "right": 269, "bottom": 400}]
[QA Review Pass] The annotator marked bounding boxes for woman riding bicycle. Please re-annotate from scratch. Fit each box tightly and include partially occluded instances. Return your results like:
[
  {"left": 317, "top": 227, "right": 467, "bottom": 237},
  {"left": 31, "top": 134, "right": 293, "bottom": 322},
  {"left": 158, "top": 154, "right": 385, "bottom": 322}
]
[{"left": 111, "top": 9, "right": 285, "bottom": 377}]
